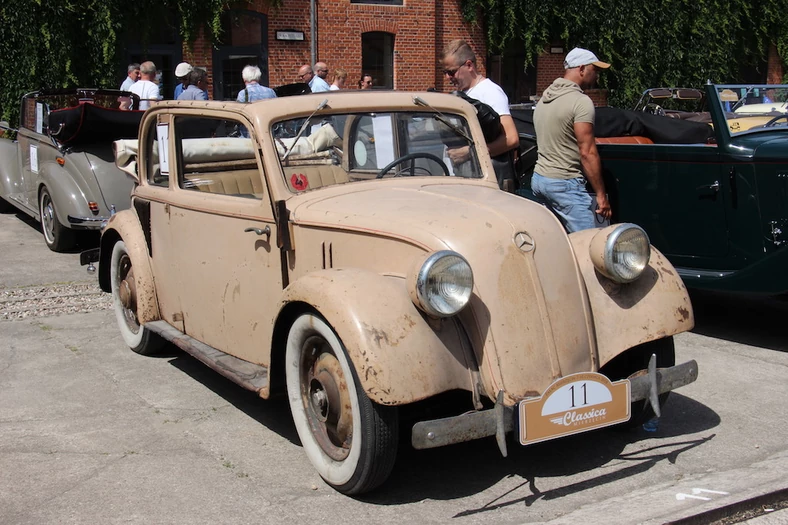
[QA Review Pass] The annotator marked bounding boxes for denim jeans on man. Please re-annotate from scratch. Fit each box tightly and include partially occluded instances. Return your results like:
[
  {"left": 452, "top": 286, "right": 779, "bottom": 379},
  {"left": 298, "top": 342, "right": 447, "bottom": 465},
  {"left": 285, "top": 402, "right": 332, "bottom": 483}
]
[{"left": 530, "top": 172, "right": 598, "bottom": 233}]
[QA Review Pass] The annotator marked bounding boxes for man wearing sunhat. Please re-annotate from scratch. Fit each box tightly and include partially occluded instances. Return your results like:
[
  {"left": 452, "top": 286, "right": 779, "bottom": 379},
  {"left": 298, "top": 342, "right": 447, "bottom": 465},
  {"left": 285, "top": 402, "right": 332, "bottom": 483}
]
[
  {"left": 173, "top": 62, "right": 193, "bottom": 99},
  {"left": 531, "top": 47, "right": 612, "bottom": 232}
]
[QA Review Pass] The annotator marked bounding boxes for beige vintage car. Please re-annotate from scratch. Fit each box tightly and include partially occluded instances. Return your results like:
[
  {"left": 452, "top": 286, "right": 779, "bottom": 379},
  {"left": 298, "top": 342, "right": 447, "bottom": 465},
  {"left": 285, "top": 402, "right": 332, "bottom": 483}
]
[{"left": 83, "top": 91, "right": 698, "bottom": 495}]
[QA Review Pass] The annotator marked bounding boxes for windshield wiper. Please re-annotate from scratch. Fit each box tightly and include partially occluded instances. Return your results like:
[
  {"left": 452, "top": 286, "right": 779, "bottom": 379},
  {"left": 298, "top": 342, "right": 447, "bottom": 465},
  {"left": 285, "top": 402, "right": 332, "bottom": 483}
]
[
  {"left": 282, "top": 98, "right": 329, "bottom": 160},
  {"left": 412, "top": 96, "right": 475, "bottom": 146}
]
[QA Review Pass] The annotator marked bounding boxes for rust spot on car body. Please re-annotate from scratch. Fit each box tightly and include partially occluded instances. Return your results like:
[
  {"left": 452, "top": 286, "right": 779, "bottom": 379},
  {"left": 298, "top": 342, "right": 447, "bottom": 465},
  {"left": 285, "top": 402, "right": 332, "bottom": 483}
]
[{"left": 678, "top": 306, "right": 690, "bottom": 321}]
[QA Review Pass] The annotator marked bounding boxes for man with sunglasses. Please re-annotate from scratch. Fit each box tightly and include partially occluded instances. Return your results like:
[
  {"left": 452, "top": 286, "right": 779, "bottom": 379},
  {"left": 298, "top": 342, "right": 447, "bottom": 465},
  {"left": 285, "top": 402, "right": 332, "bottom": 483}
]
[
  {"left": 441, "top": 40, "right": 519, "bottom": 188},
  {"left": 298, "top": 63, "right": 330, "bottom": 93},
  {"left": 530, "top": 47, "right": 612, "bottom": 232}
]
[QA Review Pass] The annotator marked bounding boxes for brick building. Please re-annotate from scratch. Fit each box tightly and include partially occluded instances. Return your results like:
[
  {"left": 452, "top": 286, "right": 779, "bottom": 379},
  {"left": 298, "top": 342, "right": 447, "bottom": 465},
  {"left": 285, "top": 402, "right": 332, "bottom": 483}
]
[{"left": 124, "top": 0, "right": 487, "bottom": 101}]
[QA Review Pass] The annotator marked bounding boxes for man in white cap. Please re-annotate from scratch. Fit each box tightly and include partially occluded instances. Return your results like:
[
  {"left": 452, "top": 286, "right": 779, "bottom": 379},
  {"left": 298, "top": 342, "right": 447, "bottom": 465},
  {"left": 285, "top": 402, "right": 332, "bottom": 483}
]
[
  {"left": 531, "top": 47, "right": 612, "bottom": 232},
  {"left": 173, "top": 62, "right": 193, "bottom": 99}
]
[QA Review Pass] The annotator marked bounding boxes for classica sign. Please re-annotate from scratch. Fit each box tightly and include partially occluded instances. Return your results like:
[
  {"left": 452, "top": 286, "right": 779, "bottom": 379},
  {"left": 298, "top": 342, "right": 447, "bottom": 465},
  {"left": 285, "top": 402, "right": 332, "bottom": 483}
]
[{"left": 518, "top": 372, "right": 631, "bottom": 446}]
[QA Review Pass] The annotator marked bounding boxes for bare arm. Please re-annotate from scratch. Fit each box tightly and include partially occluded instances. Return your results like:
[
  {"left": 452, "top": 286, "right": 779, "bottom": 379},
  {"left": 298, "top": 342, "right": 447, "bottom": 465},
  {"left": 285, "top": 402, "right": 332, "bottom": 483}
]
[
  {"left": 573, "top": 121, "right": 612, "bottom": 219},
  {"left": 487, "top": 115, "right": 519, "bottom": 157}
]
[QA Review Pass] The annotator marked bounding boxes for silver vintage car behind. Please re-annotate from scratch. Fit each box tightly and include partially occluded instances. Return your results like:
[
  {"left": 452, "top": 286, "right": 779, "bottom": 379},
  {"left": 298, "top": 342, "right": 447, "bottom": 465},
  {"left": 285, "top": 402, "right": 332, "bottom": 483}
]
[{"left": 0, "top": 89, "right": 142, "bottom": 251}]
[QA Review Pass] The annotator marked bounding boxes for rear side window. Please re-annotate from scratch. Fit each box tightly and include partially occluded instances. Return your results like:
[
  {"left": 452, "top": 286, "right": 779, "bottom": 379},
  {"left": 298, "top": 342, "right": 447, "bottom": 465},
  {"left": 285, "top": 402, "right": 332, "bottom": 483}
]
[{"left": 174, "top": 116, "right": 264, "bottom": 199}]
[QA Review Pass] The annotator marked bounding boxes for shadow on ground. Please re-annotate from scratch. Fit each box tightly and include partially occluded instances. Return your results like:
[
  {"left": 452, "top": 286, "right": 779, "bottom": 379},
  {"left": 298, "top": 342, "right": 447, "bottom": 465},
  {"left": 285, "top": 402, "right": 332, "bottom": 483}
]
[
  {"left": 161, "top": 346, "right": 719, "bottom": 506},
  {"left": 689, "top": 290, "right": 788, "bottom": 352}
]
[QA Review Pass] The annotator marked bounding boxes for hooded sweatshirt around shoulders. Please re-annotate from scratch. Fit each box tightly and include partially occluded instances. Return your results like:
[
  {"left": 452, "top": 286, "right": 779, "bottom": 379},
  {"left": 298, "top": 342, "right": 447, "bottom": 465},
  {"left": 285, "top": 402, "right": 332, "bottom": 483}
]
[{"left": 533, "top": 78, "right": 595, "bottom": 180}]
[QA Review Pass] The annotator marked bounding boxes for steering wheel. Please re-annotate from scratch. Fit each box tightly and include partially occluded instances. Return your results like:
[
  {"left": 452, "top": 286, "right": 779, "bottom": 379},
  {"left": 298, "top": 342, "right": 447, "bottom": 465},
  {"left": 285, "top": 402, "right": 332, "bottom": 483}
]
[
  {"left": 376, "top": 152, "right": 451, "bottom": 179},
  {"left": 643, "top": 103, "right": 666, "bottom": 117},
  {"left": 763, "top": 114, "right": 788, "bottom": 127}
]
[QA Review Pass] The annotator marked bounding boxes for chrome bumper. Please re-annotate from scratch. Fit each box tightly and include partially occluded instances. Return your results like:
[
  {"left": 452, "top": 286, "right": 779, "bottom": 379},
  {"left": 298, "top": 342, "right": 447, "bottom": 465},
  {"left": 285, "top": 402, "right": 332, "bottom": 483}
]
[
  {"left": 68, "top": 214, "right": 109, "bottom": 227},
  {"left": 411, "top": 356, "right": 699, "bottom": 456}
]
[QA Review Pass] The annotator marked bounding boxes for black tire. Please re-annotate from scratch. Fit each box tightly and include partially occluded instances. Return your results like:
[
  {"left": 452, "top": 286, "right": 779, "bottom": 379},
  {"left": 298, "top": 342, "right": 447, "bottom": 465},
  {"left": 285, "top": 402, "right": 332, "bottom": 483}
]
[
  {"left": 599, "top": 337, "right": 675, "bottom": 428},
  {"left": 285, "top": 312, "right": 399, "bottom": 495},
  {"left": 39, "top": 186, "right": 76, "bottom": 252},
  {"left": 110, "top": 240, "right": 166, "bottom": 355}
]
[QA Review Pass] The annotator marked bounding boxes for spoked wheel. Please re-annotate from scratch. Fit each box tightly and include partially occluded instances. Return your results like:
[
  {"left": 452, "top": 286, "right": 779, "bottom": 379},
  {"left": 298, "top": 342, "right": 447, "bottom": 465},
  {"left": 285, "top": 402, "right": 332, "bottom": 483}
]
[
  {"left": 286, "top": 312, "right": 398, "bottom": 495},
  {"left": 39, "top": 186, "right": 75, "bottom": 252},
  {"left": 600, "top": 337, "right": 676, "bottom": 428},
  {"left": 110, "top": 241, "right": 165, "bottom": 355}
]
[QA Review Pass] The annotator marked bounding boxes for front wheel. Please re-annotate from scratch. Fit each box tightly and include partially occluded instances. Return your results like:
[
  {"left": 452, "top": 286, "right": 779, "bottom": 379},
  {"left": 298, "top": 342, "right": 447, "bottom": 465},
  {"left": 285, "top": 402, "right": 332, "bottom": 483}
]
[
  {"left": 110, "top": 240, "right": 165, "bottom": 355},
  {"left": 39, "top": 186, "right": 75, "bottom": 252},
  {"left": 599, "top": 337, "right": 676, "bottom": 428},
  {"left": 285, "top": 312, "right": 399, "bottom": 495}
]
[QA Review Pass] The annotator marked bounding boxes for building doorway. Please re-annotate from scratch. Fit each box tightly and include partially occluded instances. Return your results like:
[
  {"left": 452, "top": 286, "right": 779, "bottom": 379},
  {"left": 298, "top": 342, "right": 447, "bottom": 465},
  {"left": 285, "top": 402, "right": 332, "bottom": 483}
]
[{"left": 212, "top": 10, "right": 270, "bottom": 101}]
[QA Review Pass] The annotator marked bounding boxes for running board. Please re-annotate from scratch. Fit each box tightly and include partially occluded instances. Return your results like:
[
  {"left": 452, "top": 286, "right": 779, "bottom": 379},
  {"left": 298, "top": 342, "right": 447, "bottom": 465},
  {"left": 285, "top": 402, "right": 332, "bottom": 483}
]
[{"left": 145, "top": 320, "right": 269, "bottom": 394}]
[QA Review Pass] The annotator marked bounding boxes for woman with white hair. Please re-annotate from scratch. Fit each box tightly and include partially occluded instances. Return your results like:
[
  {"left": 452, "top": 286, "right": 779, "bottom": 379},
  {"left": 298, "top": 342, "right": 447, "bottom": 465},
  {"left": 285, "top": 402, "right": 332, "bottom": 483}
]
[{"left": 237, "top": 65, "right": 277, "bottom": 102}]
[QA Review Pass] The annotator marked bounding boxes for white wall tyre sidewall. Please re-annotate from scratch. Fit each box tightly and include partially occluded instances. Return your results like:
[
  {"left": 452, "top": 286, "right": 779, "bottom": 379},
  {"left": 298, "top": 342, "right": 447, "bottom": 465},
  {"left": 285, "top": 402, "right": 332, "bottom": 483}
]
[
  {"left": 286, "top": 313, "right": 363, "bottom": 487},
  {"left": 110, "top": 240, "right": 144, "bottom": 350}
]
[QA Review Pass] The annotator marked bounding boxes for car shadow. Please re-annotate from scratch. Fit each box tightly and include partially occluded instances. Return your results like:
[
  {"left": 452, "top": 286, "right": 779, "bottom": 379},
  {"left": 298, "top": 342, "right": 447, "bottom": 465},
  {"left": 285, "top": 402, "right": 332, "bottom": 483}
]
[
  {"left": 165, "top": 352, "right": 300, "bottom": 445},
  {"left": 157, "top": 346, "right": 719, "bottom": 504},
  {"left": 689, "top": 290, "right": 788, "bottom": 352},
  {"left": 14, "top": 211, "right": 100, "bottom": 252},
  {"left": 364, "top": 392, "right": 718, "bottom": 504}
]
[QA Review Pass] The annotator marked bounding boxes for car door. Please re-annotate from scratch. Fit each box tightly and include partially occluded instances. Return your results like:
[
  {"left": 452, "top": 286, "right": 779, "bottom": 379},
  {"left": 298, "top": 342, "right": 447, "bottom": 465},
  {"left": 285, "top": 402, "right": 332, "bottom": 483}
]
[
  {"left": 164, "top": 113, "right": 283, "bottom": 364},
  {"left": 601, "top": 143, "right": 727, "bottom": 260}
]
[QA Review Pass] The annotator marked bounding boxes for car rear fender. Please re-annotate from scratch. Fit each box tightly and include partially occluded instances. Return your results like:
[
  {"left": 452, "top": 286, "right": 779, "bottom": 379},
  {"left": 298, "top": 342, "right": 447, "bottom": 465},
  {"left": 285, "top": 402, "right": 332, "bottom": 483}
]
[
  {"left": 0, "top": 137, "right": 21, "bottom": 202},
  {"left": 38, "top": 162, "right": 92, "bottom": 225},
  {"left": 98, "top": 208, "right": 160, "bottom": 324},
  {"left": 276, "top": 269, "right": 477, "bottom": 406},
  {"left": 569, "top": 228, "right": 694, "bottom": 369}
]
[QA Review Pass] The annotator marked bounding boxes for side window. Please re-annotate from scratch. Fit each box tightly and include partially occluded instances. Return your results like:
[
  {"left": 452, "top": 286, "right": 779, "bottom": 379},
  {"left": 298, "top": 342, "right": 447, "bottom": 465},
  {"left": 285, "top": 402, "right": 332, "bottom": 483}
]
[
  {"left": 146, "top": 118, "right": 168, "bottom": 187},
  {"left": 175, "top": 116, "right": 264, "bottom": 198}
]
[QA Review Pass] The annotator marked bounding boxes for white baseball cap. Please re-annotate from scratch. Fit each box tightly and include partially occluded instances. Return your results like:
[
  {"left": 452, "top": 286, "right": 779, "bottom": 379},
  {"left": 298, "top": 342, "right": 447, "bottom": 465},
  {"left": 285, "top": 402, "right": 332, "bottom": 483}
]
[
  {"left": 175, "top": 62, "right": 193, "bottom": 78},
  {"left": 564, "top": 48, "right": 610, "bottom": 69}
]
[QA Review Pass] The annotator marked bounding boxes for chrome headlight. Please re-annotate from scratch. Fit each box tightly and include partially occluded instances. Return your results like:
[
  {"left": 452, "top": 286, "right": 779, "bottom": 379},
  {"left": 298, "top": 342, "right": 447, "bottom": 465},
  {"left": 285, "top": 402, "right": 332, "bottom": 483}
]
[
  {"left": 407, "top": 251, "right": 473, "bottom": 317},
  {"left": 590, "top": 224, "right": 651, "bottom": 283}
]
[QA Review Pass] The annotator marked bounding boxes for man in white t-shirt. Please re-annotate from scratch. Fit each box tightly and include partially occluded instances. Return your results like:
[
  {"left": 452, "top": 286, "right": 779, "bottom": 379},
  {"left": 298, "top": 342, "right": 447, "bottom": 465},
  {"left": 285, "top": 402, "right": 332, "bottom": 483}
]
[
  {"left": 129, "top": 61, "right": 162, "bottom": 111},
  {"left": 442, "top": 39, "right": 519, "bottom": 187}
]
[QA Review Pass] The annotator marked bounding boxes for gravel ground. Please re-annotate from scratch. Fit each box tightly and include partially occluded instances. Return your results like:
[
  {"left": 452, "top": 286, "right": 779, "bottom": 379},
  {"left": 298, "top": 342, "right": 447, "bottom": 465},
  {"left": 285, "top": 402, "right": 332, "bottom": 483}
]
[{"left": 0, "top": 282, "right": 112, "bottom": 320}]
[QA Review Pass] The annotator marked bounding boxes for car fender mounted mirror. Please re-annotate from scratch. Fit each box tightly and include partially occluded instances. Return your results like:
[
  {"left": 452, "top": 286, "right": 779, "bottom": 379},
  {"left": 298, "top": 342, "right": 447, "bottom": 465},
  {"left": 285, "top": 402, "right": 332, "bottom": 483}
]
[{"left": 113, "top": 139, "right": 140, "bottom": 183}]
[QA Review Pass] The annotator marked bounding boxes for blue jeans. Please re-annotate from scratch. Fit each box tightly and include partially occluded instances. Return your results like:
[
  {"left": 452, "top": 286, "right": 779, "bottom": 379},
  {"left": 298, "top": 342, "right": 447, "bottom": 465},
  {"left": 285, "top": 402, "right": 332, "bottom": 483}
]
[{"left": 530, "top": 173, "right": 597, "bottom": 233}]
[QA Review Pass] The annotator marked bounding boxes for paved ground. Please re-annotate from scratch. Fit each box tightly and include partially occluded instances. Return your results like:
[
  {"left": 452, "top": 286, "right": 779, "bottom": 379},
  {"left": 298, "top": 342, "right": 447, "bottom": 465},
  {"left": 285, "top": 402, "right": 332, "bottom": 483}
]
[{"left": 1, "top": 211, "right": 787, "bottom": 524}]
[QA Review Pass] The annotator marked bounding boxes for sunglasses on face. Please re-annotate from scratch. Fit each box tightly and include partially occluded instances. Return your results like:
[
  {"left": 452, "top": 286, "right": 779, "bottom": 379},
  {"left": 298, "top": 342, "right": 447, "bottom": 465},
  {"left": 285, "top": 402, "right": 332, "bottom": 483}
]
[{"left": 443, "top": 67, "right": 460, "bottom": 77}]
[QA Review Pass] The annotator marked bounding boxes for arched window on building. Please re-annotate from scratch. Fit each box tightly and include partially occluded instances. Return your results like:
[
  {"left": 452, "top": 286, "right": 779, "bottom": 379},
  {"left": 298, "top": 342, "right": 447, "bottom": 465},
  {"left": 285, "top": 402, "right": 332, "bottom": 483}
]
[{"left": 361, "top": 32, "right": 394, "bottom": 89}]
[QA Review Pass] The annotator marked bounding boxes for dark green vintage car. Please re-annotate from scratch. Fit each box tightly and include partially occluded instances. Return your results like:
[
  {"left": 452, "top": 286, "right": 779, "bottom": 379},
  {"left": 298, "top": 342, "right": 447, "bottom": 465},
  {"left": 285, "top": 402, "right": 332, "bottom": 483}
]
[{"left": 513, "top": 83, "right": 788, "bottom": 296}]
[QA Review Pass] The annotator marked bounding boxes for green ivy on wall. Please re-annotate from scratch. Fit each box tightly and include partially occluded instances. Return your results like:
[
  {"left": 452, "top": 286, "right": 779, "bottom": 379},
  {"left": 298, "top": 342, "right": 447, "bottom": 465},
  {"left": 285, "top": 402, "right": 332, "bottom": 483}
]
[{"left": 460, "top": 0, "right": 787, "bottom": 107}]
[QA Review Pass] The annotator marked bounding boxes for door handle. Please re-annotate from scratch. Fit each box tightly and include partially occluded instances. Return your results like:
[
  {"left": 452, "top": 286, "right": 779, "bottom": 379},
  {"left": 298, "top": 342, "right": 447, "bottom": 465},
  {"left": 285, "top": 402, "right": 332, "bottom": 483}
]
[
  {"left": 244, "top": 226, "right": 271, "bottom": 238},
  {"left": 696, "top": 180, "right": 720, "bottom": 193}
]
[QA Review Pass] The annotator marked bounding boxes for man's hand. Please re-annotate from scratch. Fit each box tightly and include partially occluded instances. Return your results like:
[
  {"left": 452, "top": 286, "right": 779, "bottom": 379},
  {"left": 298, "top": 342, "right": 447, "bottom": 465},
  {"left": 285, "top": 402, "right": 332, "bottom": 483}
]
[
  {"left": 446, "top": 145, "right": 471, "bottom": 164},
  {"left": 595, "top": 192, "right": 612, "bottom": 219}
]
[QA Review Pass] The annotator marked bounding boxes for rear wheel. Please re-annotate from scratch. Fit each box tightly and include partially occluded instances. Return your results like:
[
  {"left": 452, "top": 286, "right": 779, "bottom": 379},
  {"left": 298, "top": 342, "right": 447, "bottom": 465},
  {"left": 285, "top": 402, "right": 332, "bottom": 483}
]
[
  {"left": 600, "top": 337, "right": 675, "bottom": 428},
  {"left": 110, "top": 240, "right": 165, "bottom": 355},
  {"left": 285, "top": 312, "right": 399, "bottom": 495},
  {"left": 39, "top": 186, "right": 75, "bottom": 252}
]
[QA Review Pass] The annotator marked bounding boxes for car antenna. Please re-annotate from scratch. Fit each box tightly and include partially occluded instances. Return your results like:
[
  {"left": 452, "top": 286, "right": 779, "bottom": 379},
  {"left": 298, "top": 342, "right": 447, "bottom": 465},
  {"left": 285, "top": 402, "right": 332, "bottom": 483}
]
[
  {"left": 282, "top": 98, "right": 329, "bottom": 161},
  {"left": 412, "top": 96, "right": 474, "bottom": 145}
]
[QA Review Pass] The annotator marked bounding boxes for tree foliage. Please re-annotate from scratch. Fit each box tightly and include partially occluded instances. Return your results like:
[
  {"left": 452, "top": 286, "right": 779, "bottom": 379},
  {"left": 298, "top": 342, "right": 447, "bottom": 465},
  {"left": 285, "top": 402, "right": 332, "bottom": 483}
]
[
  {"left": 0, "top": 0, "right": 233, "bottom": 127},
  {"left": 461, "top": 0, "right": 788, "bottom": 107}
]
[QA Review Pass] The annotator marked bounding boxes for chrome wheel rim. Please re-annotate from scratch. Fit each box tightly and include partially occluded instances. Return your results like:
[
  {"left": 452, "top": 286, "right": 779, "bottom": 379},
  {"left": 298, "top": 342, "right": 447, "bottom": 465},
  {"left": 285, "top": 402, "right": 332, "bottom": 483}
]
[{"left": 40, "top": 191, "right": 55, "bottom": 244}]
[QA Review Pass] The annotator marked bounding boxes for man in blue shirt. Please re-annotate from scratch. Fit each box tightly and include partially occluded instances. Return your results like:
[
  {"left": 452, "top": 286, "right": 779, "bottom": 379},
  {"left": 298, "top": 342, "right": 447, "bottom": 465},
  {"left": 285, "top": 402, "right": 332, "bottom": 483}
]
[
  {"left": 173, "top": 62, "right": 193, "bottom": 99},
  {"left": 178, "top": 69, "right": 209, "bottom": 101},
  {"left": 298, "top": 64, "right": 330, "bottom": 92}
]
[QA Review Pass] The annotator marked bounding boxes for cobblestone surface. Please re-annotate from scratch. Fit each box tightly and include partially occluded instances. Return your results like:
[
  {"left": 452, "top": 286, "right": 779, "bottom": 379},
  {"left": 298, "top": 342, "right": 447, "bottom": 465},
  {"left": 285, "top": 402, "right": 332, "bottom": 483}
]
[{"left": 0, "top": 282, "right": 111, "bottom": 320}]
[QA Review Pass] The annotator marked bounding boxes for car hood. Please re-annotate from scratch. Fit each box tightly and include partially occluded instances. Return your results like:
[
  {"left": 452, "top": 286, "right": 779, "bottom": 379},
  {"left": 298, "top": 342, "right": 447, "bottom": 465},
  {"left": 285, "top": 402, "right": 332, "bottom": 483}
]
[
  {"left": 289, "top": 180, "right": 597, "bottom": 399},
  {"left": 289, "top": 180, "right": 553, "bottom": 253},
  {"left": 751, "top": 134, "right": 788, "bottom": 160}
]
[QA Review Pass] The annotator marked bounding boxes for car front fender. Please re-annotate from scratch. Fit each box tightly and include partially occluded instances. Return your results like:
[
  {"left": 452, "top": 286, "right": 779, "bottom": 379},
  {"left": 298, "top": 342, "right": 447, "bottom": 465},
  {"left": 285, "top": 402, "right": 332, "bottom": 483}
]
[
  {"left": 569, "top": 228, "right": 694, "bottom": 369},
  {"left": 99, "top": 208, "right": 160, "bottom": 324},
  {"left": 277, "top": 268, "right": 477, "bottom": 406}
]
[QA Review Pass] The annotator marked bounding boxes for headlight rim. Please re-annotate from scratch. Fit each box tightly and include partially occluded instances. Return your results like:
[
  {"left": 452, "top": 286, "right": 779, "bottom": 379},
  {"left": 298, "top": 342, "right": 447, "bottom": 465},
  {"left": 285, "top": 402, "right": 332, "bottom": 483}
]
[
  {"left": 602, "top": 223, "right": 651, "bottom": 284},
  {"left": 412, "top": 250, "right": 473, "bottom": 318}
]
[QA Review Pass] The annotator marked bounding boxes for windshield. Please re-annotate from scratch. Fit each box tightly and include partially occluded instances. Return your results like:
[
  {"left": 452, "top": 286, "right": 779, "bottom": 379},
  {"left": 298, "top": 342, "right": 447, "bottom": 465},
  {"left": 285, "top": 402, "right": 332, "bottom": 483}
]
[
  {"left": 716, "top": 85, "right": 788, "bottom": 135},
  {"left": 273, "top": 111, "right": 481, "bottom": 193}
]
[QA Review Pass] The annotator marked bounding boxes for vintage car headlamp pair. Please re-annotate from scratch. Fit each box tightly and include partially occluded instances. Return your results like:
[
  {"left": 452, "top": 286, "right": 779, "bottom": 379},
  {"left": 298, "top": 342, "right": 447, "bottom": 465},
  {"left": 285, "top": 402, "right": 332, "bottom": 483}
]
[
  {"left": 590, "top": 224, "right": 651, "bottom": 283},
  {"left": 407, "top": 251, "right": 473, "bottom": 317}
]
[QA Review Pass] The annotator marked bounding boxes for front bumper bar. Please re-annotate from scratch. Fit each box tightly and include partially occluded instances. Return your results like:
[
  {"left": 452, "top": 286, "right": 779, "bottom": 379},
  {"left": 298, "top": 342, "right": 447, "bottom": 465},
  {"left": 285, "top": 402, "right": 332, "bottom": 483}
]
[{"left": 411, "top": 356, "right": 698, "bottom": 456}]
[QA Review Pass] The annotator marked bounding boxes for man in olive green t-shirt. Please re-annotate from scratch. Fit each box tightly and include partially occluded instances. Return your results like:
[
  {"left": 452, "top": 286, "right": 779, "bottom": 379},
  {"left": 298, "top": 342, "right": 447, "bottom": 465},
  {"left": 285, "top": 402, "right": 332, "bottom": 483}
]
[{"left": 531, "top": 47, "right": 612, "bottom": 232}]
